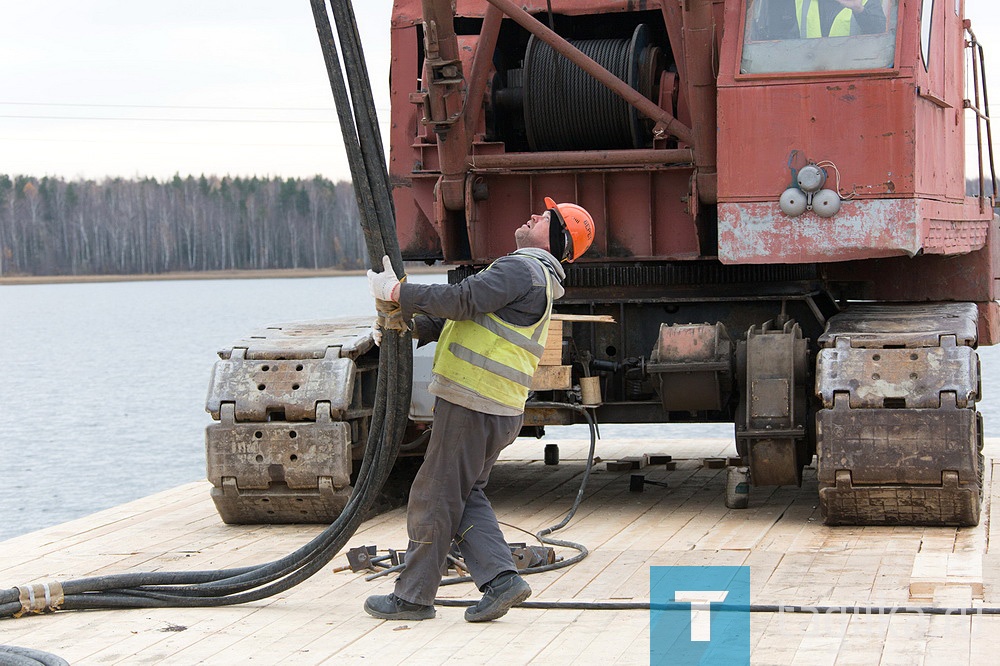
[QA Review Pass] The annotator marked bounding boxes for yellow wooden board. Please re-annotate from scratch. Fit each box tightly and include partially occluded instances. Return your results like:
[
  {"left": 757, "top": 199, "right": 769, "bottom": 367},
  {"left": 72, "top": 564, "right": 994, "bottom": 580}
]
[{"left": 530, "top": 364, "right": 572, "bottom": 390}]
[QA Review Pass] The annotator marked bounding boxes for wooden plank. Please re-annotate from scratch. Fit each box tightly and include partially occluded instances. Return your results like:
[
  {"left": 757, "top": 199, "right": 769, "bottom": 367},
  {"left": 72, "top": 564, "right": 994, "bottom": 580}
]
[
  {"left": 530, "top": 364, "right": 572, "bottom": 390},
  {"left": 539, "top": 319, "right": 563, "bottom": 365},
  {"left": 752, "top": 611, "right": 811, "bottom": 665},
  {"left": 831, "top": 616, "right": 893, "bottom": 666},
  {"left": 791, "top": 614, "right": 851, "bottom": 666},
  {"left": 910, "top": 552, "right": 983, "bottom": 600},
  {"left": 923, "top": 614, "right": 972, "bottom": 665},
  {"left": 550, "top": 314, "right": 616, "bottom": 322},
  {"left": 987, "top": 461, "right": 1000, "bottom": 554},
  {"left": 878, "top": 615, "right": 932, "bottom": 666}
]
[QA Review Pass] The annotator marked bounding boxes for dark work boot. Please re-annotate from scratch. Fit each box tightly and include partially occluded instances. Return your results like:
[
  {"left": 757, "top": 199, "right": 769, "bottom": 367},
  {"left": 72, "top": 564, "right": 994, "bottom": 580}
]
[
  {"left": 364, "top": 593, "right": 435, "bottom": 620},
  {"left": 464, "top": 572, "right": 531, "bottom": 622}
]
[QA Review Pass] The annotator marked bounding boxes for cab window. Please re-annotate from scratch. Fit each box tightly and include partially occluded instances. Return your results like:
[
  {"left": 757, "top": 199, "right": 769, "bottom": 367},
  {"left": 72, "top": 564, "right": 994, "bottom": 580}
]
[{"left": 742, "top": 0, "right": 898, "bottom": 74}]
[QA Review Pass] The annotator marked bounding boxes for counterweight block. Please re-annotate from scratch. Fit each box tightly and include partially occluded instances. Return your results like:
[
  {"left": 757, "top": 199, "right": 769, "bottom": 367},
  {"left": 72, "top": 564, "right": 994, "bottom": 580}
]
[
  {"left": 815, "top": 303, "right": 984, "bottom": 526},
  {"left": 206, "top": 404, "right": 354, "bottom": 524},
  {"left": 817, "top": 394, "right": 981, "bottom": 526}
]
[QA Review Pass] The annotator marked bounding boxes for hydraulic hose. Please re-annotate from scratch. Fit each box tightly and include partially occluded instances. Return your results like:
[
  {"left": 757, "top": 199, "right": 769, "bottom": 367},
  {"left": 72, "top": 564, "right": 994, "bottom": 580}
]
[
  {"left": 0, "top": 0, "right": 410, "bottom": 619},
  {"left": 0, "top": 645, "right": 69, "bottom": 666}
]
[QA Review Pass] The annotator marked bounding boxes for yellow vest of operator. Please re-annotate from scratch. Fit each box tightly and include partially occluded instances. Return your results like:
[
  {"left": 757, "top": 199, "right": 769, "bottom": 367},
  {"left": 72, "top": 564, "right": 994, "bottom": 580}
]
[
  {"left": 796, "top": 0, "right": 869, "bottom": 38},
  {"left": 432, "top": 257, "right": 554, "bottom": 411}
]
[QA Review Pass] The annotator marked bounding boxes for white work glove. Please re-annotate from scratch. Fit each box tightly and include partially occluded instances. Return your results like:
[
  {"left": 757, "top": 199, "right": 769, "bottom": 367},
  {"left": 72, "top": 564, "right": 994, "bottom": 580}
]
[
  {"left": 371, "top": 319, "right": 383, "bottom": 347},
  {"left": 367, "top": 255, "right": 401, "bottom": 302}
]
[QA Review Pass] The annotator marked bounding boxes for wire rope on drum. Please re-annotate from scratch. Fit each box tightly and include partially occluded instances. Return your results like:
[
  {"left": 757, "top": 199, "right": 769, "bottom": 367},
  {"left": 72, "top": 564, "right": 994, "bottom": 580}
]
[{"left": 523, "top": 24, "right": 654, "bottom": 151}]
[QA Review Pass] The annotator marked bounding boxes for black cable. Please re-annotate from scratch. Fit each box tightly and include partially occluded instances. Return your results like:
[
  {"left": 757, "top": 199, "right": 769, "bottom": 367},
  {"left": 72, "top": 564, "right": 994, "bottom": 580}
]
[
  {"left": 0, "top": 645, "right": 69, "bottom": 666},
  {"left": 434, "top": 598, "right": 1000, "bottom": 615},
  {"left": 0, "top": 0, "right": 410, "bottom": 619}
]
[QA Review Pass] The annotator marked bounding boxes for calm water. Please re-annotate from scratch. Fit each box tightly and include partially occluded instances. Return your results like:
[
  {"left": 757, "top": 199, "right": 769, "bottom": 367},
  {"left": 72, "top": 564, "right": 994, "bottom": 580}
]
[{"left": 2, "top": 276, "right": 999, "bottom": 541}]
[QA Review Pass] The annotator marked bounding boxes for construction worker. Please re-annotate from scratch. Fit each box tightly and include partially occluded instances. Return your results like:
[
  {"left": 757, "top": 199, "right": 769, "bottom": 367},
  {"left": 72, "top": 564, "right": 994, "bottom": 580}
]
[
  {"left": 755, "top": 0, "right": 887, "bottom": 40},
  {"left": 795, "top": 0, "right": 887, "bottom": 38},
  {"left": 364, "top": 198, "right": 595, "bottom": 622}
]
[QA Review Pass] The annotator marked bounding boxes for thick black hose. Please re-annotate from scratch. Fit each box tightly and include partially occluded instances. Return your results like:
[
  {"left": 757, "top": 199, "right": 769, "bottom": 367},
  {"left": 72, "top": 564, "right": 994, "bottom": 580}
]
[
  {"left": 0, "top": 645, "right": 69, "bottom": 666},
  {"left": 0, "top": 0, "right": 410, "bottom": 619}
]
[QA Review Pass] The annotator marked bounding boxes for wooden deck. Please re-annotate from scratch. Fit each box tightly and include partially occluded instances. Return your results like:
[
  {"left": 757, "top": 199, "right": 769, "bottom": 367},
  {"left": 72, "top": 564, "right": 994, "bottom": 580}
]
[{"left": 2, "top": 437, "right": 998, "bottom": 664}]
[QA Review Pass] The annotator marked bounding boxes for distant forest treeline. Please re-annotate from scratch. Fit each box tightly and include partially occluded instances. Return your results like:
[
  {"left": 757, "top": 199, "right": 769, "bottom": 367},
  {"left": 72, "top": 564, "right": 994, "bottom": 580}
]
[
  {"left": 0, "top": 174, "right": 367, "bottom": 277},
  {"left": 0, "top": 174, "right": 995, "bottom": 278}
]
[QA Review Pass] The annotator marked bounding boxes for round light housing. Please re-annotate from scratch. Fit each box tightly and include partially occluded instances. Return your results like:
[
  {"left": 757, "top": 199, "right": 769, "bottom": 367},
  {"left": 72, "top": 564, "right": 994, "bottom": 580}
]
[
  {"left": 779, "top": 187, "right": 808, "bottom": 217},
  {"left": 796, "top": 164, "right": 827, "bottom": 193},
  {"left": 812, "top": 189, "right": 842, "bottom": 218}
]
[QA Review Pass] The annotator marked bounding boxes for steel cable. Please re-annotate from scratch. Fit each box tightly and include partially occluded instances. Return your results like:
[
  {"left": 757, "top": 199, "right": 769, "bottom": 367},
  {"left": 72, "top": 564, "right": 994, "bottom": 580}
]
[{"left": 524, "top": 36, "right": 637, "bottom": 151}]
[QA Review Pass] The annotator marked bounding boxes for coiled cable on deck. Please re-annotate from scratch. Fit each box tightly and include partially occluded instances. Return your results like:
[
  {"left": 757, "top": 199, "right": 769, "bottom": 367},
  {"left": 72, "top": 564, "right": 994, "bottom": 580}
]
[
  {"left": 0, "top": 645, "right": 69, "bottom": 666},
  {"left": 0, "top": 0, "right": 410, "bottom": 619}
]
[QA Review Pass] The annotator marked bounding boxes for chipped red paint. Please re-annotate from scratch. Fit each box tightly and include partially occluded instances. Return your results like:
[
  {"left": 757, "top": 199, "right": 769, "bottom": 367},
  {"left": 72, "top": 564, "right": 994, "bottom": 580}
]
[{"left": 719, "top": 199, "right": 990, "bottom": 264}]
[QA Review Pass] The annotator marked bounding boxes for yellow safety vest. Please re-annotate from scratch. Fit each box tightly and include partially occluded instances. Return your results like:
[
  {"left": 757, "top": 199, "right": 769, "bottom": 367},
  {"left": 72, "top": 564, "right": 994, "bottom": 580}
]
[
  {"left": 796, "top": 0, "right": 868, "bottom": 38},
  {"left": 432, "top": 257, "right": 554, "bottom": 411}
]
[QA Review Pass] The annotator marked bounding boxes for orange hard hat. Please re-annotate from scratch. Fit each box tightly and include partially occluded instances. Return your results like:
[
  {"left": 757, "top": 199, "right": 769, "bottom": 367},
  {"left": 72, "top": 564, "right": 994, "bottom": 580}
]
[{"left": 544, "top": 197, "right": 595, "bottom": 263}]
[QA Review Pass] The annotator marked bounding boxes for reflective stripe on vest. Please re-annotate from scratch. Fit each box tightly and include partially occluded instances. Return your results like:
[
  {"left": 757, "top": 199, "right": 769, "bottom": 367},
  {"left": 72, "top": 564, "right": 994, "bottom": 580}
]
[
  {"left": 796, "top": 0, "right": 868, "bottom": 38},
  {"left": 432, "top": 256, "right": 554, "bottom": 411}
]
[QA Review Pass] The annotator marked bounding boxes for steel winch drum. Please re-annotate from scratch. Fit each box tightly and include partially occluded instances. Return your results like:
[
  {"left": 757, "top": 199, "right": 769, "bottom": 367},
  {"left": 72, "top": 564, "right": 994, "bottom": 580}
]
[{"left": 523, "top": 23, "right": 662, "bottom": 151}]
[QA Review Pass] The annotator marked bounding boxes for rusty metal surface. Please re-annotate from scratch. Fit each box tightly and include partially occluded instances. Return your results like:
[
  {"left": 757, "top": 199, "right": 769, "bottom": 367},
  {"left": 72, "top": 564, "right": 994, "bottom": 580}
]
[
  {"left": 648, "top": 322, "right": 732, "bottom": 412},
  {"left": 815, "top": 304, "right": 983, "bottom": 526},
  {"left": 817, "top": 394, "right": 979, "bottom": 487},
  {"left": 512, "top": 545, "right": 556, "bottom": 570},
  {"left": 523, "top": 405, "right": 576, "bottom": 427},
  {"left": 735, "top": 319, "right": 810, "bottom": 487},
  {"left": 210, "top": 476, "right": 352, "bottom": 525},
  {"left": 745, "top": 439, "right": 801, "bottom": 488},
  {"left": 816, "top": 342, "right": 978, "bottom": 410},
  {"left": 218, "top": 317, "right": 374, "bottom": 361},
  {"left": 818, "top": 471, "right": 980, "bottom": 527},
  {"left": 717, "top": 199, "right": 985, "bottom": 264},
  {"left": 206, "top": 405, "right": 352, "bottom": 491},
  {"left": 465, "top": 168, "right": 697, "bottom": 262},
  {"left": 466, "top": 148, "right": 693, "bottom": 170},
  {"left": 817, "top": 302, "right": 979, "bottom": 348},
  {"left": 822, "top": 218, "right": 999, "bottom": 306},
  {"left": 206, "top": 350, "right": 355, "bottom": 422},
  {"left": 204, "top": 318, "right": 380, "bottom": 524}
]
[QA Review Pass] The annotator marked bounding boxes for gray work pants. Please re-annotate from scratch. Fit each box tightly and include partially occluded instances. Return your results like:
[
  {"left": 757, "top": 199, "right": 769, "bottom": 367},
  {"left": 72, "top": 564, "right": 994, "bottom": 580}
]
[{"left": 394, "top": 397, "right": 522, "bottom": 606}]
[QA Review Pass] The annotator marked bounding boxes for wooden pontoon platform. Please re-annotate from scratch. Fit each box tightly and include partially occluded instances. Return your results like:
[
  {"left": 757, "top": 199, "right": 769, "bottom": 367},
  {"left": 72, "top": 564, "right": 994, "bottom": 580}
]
[{"left": 2, "top": 438, "right": 998, "bottom": 664}]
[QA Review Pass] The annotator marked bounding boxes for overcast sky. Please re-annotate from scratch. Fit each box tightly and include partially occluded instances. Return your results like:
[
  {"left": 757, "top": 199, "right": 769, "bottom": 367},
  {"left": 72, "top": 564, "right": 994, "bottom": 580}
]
[
  {"left": 0, "top": 1, "right": 391, "bottom": 182},
  {"left": 0, "top": 1, "right": 997, "bottom": 183}
]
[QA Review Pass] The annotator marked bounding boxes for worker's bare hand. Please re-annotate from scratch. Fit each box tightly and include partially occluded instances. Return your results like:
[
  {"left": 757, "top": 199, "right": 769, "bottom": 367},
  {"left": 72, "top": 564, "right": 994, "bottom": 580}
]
[{"left": 367, "top": 255, "right": 401, "bottom": 302}]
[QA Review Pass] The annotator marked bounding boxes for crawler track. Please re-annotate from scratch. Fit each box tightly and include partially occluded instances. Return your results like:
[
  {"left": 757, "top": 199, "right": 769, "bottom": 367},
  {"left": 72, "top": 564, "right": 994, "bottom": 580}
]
[{"left": 814, "top": 303, "right": 983, "bottom": 526}]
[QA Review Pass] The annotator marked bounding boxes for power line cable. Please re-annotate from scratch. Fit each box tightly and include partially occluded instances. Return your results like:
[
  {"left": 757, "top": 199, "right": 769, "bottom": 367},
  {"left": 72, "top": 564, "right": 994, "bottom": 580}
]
[
  {"left": 0, "top": 101, "right": 339, "bottom": 111},
  {"left": 0, "top": 101, "right": 390, "bottom": 113},
  {"left": 0, "top": 114, "right": 341, "bottom": 124}
]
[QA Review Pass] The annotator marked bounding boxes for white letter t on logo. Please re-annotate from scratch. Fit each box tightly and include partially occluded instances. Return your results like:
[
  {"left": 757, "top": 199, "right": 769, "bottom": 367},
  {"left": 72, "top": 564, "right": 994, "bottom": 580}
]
[{"left": 674, "top": 590, "right": 729, "bottom": 641}]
